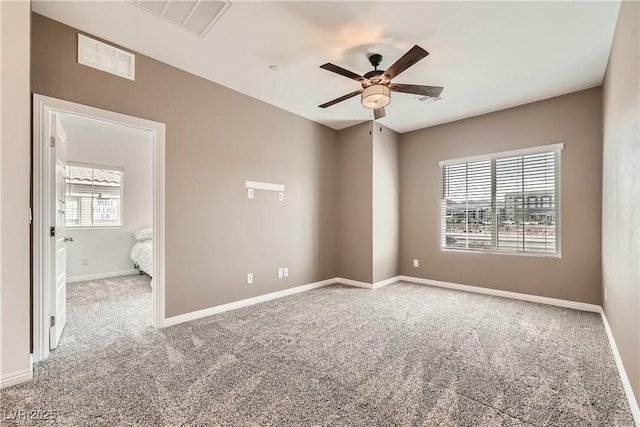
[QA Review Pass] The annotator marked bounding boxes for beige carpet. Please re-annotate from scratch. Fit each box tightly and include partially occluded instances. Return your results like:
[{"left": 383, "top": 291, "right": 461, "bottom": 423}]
[{"left": 0, "top": 275, "right": 634, "bottom": 426}]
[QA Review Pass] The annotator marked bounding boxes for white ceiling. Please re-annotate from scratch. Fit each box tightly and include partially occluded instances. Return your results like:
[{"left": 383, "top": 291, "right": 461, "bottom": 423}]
[
  {"left": 33, "top": 1, "right": 621, "bottom": 133},
  {"left": 59, "top": 113, "right": 153, "bottom": 142}
]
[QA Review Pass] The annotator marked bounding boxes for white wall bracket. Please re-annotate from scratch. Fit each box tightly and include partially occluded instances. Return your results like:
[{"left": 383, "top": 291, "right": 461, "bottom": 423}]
[{"left": 245, "top": 180, "right": 285, "bottom": 201}]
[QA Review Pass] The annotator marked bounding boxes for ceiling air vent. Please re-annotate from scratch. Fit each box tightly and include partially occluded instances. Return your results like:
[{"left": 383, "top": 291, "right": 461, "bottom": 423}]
[
  {"left": 127, "top": 0, "right": 231, "bottom": 38},
  {"left": 77, "top": 34, "right": 135, "bottom": 81},
  {"left": 417, "top": 95, "right": 442, "bottom": 105}
]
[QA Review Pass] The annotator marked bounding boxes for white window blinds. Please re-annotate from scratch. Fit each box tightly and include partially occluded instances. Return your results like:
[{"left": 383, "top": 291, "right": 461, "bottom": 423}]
[
  {"left": 66, "top": 164, "right": 123, "bottom": 228},
  {"left": 440, "top": 144, "right": 562, "bottom": 256}
]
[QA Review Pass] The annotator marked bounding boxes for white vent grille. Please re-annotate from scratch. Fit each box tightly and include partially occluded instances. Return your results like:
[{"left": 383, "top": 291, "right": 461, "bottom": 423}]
[
  {"left": 128, "top": 0, "right": 231, "bottom": 38},
  {"left": 77, "top": 34, "right": 135, "bottom": 81},
  {"left": 417, "top": 95, "right": 442, "bottom": 104}
]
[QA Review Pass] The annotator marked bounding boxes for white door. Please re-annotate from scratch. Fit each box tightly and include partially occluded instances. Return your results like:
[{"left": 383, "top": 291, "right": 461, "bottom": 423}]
[{"left": 50, "top": 114, "right": 68, "bottom": 349}]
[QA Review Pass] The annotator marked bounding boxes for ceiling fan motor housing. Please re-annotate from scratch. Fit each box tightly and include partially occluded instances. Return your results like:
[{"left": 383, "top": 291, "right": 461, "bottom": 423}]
[
  {"left": 363, "top": 69, "right": 384, "bottom": 81},
  {"left": 368, "top": 53, "right": 383, "bottom": 68},
  {"left": 365, "top": 53, "right": 385, "bottom": 82}
]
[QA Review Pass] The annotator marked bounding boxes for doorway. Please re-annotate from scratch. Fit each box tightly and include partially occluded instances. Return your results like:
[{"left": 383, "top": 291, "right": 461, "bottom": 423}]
[{"left": 32, "top": 94, "right": 166, "bottom": 362}]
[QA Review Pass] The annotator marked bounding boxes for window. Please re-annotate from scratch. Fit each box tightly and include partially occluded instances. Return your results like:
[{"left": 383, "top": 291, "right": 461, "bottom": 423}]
[
  {"left": 66, "top": 164, "right": 123, "bottom": 227},
  {"left": 440, "top": 144, "right": 562, "bottom": 256}
]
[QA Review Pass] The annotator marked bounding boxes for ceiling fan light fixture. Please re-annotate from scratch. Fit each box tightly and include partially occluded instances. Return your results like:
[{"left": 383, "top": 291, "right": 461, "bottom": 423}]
[
  {"left": 318, "top": 45, "right": 440, "bottom": 116},
  {"left": 361, "top": 85, "right": 391, "bottom": 109}
]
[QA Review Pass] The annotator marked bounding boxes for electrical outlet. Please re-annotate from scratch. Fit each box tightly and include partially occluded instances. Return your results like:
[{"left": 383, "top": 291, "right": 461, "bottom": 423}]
[
  {"left": 604, "top": 287, "right": 608, "bottom": 302},
  {"left": 413, "top": 259, "right": 419, "bottom": 268},
  {"left": 246, "top": 273, "right": 253, "bottom": 284},
  {"left": 82, "top": 258, "right": 89, "bottom": 266},
  {"left": 278, "top": 268, "right": 284, "bottom": 278},
  {"left": 283, "top": 268, "right": 288, "bottom": 277}
]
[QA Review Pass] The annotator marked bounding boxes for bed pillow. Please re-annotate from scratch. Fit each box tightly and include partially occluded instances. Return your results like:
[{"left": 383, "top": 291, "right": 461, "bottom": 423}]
[{"left": 133, "top": 227, "right": 153, "bottom": 241}]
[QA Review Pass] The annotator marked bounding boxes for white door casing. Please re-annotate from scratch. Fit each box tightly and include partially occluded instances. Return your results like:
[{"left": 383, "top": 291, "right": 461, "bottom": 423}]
[
  {"left": 32, "top": 94, "right": 166, "bottom": 363},
  {"left": 49, "top": 114, "right": 67, "bottom": 349}
]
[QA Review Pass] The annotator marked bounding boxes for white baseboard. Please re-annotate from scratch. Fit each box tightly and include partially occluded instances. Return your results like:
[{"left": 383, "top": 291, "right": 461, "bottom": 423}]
[
  {"left": 600, "top": 311, "right": 640, "bottom": 426},
  {"left": 67, "top": 269, "right": 140, "bottom": 283},
  {"left": 399, "top": 275, "right": 601, "bottom": 313},
  {"left": 0, "top": 356, "right": 33, "bottom": 389},
  {"left": 373, "top": 275, "right": 402, "bottom": 289},
  {"left": 336, "top": 276, "right": 401, "bottom": 290},
  {"left": 335, "top": 277, "right": 373, "bottom": 289},
  {"left": 164, "top": 278, "right": 336, "bottom": 327}
]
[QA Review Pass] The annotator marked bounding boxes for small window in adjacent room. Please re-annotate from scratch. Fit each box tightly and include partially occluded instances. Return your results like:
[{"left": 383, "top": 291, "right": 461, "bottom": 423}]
[
  {"left": 440, "top": 144, "right": 563, "bottom": 257},
  {"left": 66, "top": 164, "right": 123, "bottom": 227}
]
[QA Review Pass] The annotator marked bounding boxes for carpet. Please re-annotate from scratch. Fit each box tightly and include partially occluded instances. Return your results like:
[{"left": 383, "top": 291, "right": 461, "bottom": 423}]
[{"left": 0, "top": 276, "right": 634, "bottom": 426}]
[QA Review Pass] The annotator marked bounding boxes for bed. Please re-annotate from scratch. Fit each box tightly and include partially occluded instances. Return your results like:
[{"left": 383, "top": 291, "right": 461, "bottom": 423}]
[{"left": 130, "top": 228, "right": 153, "bottom": 277}]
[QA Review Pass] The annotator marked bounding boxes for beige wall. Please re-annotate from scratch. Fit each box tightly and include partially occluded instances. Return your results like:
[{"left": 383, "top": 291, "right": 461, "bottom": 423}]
[
  {"left": 400, "top": 88, "right": 603, "bottom": 304},
  {"left": 372, "top": 124, "right": 400, "bottom": 283},
  {"left": 1, "top": 0, "right": 31, "bottom": 382},
  {"left": 337, "top": 122, "right": 373, "bottom": 283},
  {"left": 602, "top": 0, "right": 640, "bottom": 405},
  {"left": 336, "top": 121, "right": 400, "bottom": 284},
  {"left": 31, "top": 14, "right": 339, "bottom": 318}
]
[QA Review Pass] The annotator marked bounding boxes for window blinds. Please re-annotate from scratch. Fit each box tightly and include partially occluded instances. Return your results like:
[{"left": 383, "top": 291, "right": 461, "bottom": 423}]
[
  {"left": 66, "top": 164, "right": 123, "bottom": 227},
  {"left": 441, "top": 144, "right": 561, "bottom": 256}
]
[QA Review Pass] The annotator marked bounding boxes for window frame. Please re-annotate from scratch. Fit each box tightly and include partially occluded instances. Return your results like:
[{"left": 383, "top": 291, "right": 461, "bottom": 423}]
[
  {"left": 439, "top": 143, "right": 563, "bottom": 258},
  {"left": 65, "top": 161, "right": 125, "bottom": 229}
]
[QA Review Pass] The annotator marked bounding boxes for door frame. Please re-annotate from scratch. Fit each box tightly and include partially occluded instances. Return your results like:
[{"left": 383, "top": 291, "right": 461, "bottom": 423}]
[{"left": 32, "top": 94, "right": 166, "bottom": 362}]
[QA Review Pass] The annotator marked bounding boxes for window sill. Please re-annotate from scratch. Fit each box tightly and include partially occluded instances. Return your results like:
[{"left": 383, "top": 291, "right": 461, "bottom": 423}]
[
  {"left": 66, "top": 226, "right": 123, "bottom": 230},
  {"left": 440, "top": 248, "right": 561, "bottom": 259}
]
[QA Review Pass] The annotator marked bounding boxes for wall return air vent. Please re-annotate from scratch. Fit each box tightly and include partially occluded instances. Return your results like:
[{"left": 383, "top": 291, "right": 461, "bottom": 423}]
[
  {"left": 127, "top": 0, "right": 231, "bottom": 38},
  {"left": 77, "top": 34, "right": 136, "bottom": 80}
]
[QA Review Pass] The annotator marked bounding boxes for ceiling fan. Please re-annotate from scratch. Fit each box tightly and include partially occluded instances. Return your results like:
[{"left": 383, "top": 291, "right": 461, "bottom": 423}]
[{"left": 318, "top": 45, "right": 443, "bottom": 120}]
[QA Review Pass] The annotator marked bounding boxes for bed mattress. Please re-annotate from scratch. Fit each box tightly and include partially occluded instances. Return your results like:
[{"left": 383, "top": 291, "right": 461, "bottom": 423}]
[{"left": 130, "top": 239, "right": 153, "bottom": 277}]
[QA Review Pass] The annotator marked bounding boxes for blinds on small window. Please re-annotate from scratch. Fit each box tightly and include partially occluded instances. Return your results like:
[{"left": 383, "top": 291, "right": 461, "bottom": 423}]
[
  {"left": 66, "top": 164, "right": 123, "bottom": 227},
  {"left": 440, "top": 144, "right": 562, "bottom": 256}
]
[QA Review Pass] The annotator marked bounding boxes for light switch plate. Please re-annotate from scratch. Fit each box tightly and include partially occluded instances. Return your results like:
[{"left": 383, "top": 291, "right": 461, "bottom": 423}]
[
  {"left": 283, "top": 268, "right": 288, "bottom": 277},
  {"left": 246, "top": 273, "right": 253, "bottom": 284}
]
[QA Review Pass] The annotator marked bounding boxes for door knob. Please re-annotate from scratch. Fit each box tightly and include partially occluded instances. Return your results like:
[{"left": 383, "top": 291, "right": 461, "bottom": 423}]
[{"left": 64, "top": 236, "right": 74, "bottom": 242}]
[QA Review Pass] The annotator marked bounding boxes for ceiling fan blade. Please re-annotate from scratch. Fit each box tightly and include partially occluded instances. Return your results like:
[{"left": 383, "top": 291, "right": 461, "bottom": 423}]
[
  {"left": 374, "top": 107, "right": 386, "bottom": 120},
  {"left": 320, "top": 63, "right": 370, "bottom": 84},
  {"left": 389, "top": 84, "right": 443, "bottom": 97},
  {"left": 383, "top": 45, "right": 429, "bottom": 80},
  {"left": 318, "top": 89, "right": 364, "bottom": 108}
]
